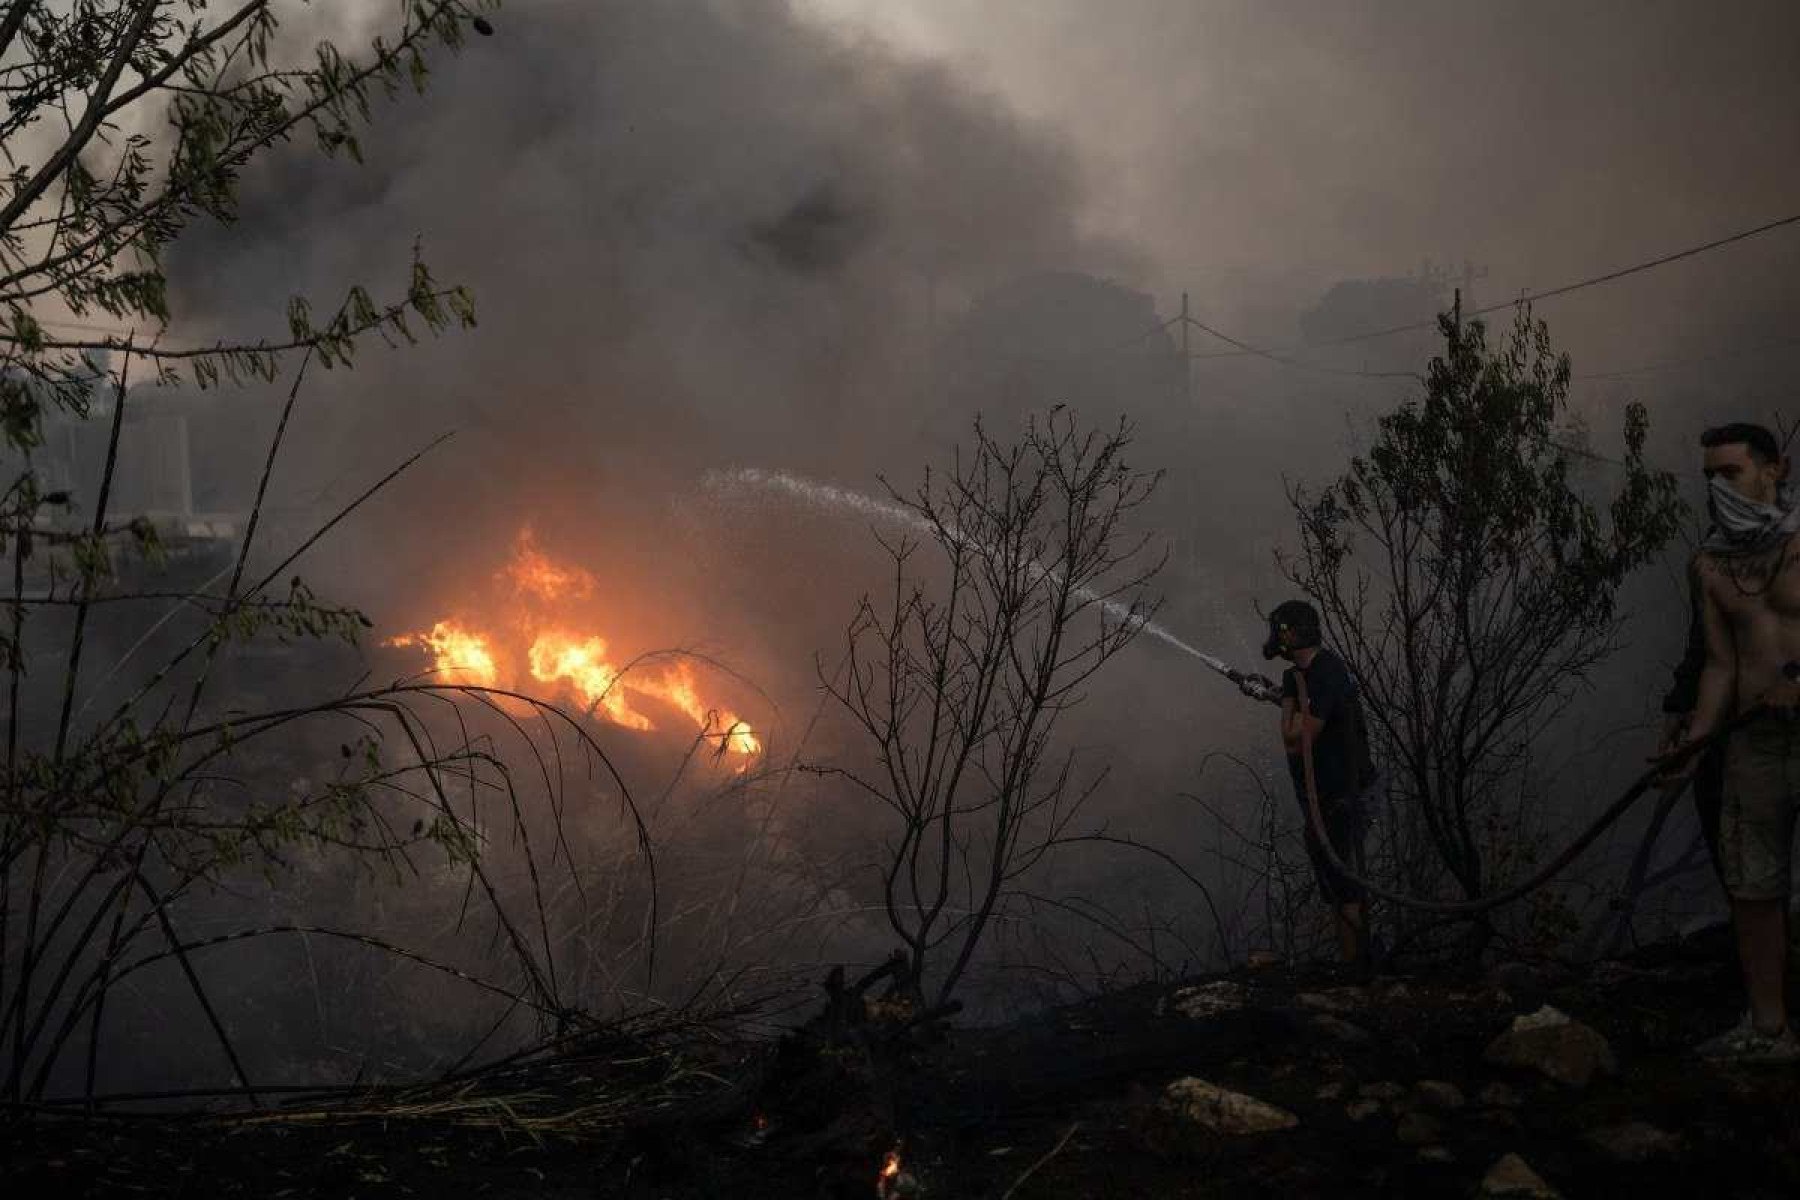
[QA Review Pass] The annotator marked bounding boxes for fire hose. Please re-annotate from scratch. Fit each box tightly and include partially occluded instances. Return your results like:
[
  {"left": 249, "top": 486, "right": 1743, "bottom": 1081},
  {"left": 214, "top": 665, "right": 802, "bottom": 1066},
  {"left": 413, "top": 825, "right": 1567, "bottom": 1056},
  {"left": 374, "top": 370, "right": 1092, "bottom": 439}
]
[
  {"left": 1273, "top": 668, "right": 1768, "bottom": 916},
  {"left": 1192, "top": 650, "right": 1283, "bottom": 704}
]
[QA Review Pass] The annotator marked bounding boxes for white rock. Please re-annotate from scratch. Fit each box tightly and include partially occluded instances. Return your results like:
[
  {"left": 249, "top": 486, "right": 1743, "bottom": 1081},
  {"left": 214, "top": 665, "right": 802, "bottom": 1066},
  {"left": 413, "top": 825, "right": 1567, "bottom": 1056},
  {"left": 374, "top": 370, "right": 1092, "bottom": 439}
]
[
  {"left": 1480, "top": 1152, "right": 1562, "bottom": 1198},
  {"left": 1513, "top": 1004, "right": 1572, "bottom": 1032},
  {"left": 1161, "top": 1077, "right": 1298, "bottom": 1134},
  {"left": 1298, "top": 987, "right": 1365, "bottom": 1013},
  {"left": 1483, "top": 1006, "right": 1617, "bottom": 1087},
  {"left": 1169, "top": 981, "right": 1250, "bottom": 1019}
]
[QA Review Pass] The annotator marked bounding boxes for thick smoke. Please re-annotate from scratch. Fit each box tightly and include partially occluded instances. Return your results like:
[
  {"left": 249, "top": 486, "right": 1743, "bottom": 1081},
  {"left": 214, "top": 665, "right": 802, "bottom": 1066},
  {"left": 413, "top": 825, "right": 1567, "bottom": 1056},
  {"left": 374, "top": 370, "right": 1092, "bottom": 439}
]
[
  {"left": 162, "top": 1, "right": 1168, "bottom": 705},
  {"left": 813, "top": 1, "right": 1800, "bottom": 349},
  {"left": 118, "top": 0, "right": 1800, "bottom": 1033},
  {"left": 163, "top": 0, "right": 1800, "bottom": 696}
]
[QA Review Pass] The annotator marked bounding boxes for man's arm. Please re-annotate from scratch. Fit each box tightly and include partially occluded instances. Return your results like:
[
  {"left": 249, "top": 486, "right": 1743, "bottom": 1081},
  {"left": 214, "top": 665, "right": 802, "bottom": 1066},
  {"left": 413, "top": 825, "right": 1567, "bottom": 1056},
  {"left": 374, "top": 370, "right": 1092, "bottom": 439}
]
[{"left": 1687, "top": 562, "right": 1736, "bottom": 741}]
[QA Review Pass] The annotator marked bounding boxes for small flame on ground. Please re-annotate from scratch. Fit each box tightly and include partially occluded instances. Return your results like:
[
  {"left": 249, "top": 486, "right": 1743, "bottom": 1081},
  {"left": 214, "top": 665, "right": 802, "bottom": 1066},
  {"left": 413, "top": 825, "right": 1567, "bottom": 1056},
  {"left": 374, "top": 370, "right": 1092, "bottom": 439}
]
[{"left": 879, "top": 1147, "right": 901, "bottom": 1182}]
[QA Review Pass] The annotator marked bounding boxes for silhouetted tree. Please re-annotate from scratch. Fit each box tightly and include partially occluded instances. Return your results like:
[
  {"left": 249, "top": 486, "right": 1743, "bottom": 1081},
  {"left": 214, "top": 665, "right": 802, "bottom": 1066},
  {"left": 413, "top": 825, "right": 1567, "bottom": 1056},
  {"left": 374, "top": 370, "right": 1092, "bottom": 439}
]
[
  {"left": 819, "top": 410, "right": 1163, "bottom": 1006},
  {"left": 0, "top": 2, "right": 626, "bottom": 1107},
  {"left": 1281, "top": 297, "right": 1682, "bottom": 955}
]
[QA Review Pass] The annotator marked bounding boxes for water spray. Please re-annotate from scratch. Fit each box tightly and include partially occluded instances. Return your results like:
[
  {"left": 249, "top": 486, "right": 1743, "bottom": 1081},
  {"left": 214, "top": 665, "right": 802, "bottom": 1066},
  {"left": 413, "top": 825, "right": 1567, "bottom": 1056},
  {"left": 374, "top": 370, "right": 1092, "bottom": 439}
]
[
  {"left": 704, "top": 466, "right": 1770, "bottom": 918},
  {"left": 700, "top": 467, "right": 1281, "bottom": 704}
]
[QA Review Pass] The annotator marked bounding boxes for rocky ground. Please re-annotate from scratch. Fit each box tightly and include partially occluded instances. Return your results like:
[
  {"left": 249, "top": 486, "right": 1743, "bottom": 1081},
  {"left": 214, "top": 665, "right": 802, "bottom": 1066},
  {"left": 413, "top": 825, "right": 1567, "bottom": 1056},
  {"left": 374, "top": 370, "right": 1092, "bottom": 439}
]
[{"left": 6, "top": 925, "right": 1800, "bottom": 1198}]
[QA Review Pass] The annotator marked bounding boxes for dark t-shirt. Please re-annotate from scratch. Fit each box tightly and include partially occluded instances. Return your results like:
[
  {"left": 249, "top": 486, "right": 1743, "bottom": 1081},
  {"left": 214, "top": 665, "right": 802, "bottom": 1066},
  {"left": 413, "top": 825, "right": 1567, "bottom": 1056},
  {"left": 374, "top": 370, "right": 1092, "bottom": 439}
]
[{"left": 1282, "top": 648, "right": 1371, "bottom": 801}]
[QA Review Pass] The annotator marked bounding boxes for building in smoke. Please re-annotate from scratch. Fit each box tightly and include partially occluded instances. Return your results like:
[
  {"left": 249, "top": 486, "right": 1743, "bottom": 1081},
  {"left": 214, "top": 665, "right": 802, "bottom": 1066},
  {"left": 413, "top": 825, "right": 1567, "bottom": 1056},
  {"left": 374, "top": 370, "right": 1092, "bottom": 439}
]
[{"left": 25, "top": 385, "right": 248, "bottom": 590}]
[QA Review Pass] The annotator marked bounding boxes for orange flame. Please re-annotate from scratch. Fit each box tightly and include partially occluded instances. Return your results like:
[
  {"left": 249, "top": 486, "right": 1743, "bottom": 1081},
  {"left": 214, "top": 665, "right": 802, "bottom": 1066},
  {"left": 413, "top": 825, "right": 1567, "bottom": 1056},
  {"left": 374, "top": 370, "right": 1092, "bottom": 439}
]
[
  {"left": 878, "top": 1147, "right": 902, "bottom": 1192},
  {"left": 503, "top": 527, "right": 595, "bottom": 603},
  {"left": 527, "top": 629, "right": 653, "bottom": 730},
  {"left": 390, "top": 532, "right": 760, "bottom": 764},
  {"left": 635, "top": 662, "right": 762, "bottom": 756},
  {"left": 386, "top": 620, "right": 501, "bottom": 688}
]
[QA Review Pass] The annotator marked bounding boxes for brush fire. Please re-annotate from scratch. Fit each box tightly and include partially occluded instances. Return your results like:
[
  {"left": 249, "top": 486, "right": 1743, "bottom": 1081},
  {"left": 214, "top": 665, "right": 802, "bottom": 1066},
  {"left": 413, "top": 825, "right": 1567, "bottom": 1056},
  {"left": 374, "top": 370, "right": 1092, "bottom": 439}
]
[{"left": 386, "top": 529, "right": 761, "bottom": 762}]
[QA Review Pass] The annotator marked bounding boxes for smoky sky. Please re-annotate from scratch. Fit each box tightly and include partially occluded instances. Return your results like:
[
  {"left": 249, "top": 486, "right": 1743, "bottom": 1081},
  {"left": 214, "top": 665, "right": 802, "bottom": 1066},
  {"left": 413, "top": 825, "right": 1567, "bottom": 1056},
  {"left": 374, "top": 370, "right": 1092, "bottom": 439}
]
[
  {"left": 37, "top": 2, "right": 1797, "bottom": 1049},
  {"left": 154, "top": 0, "right": 1800, "bottom": 802},
  {"left": 164, "top": 0, "right": 1160, "bottom": 679},
  {"left": 809, "top": 1, "right": 1800, "bottom": 339}
]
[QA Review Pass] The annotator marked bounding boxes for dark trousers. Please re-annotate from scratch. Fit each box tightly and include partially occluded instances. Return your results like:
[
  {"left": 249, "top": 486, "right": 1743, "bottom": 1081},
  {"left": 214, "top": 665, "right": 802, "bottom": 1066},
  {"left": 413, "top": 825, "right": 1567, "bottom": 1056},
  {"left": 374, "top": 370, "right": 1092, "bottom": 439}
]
[{"left": 1296, "top": 789, "right": 1368, "bottom": 906}]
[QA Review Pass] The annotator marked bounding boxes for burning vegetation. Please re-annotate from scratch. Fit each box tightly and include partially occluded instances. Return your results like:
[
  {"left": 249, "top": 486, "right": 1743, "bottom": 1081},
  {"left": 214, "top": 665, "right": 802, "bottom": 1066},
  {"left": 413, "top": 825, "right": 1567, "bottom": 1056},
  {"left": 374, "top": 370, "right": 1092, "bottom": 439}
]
[{"left": 387, "top": 529, "right": 760, "bottom": 761}]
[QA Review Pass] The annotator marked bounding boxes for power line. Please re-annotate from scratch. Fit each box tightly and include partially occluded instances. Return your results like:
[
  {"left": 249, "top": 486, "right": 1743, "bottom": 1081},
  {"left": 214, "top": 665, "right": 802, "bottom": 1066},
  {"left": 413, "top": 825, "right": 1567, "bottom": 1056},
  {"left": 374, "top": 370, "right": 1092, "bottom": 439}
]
[
  {"left": 1189, "top": 209, "right": 1800, "bottom": 363},
  {"left": 1179, "top": 303, "right": 1800, "bottom": 387},
  {"left": 1572, "top": 335, "right": 1800, "bottom": 382},
  {"left": 1176, "top": 313, "right": 1419, "bottom": 381},
  {"left": 35, "top": 206, "right": 1800, "bottom": 391}
]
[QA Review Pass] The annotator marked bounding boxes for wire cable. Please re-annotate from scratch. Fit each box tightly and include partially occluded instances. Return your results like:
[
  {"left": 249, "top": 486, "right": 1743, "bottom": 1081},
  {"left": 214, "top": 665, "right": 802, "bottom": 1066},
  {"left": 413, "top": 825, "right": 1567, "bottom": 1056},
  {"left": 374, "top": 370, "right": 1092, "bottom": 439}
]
[
  {"left": 1573, "top": 335, "right": 1800, "bottom": 382},
  {"left": 1190, "top": 209, "right": 1800, "bottom": 363},
  {"left": 1177, "top": 313, "right": 1420, "bottom": 381}
]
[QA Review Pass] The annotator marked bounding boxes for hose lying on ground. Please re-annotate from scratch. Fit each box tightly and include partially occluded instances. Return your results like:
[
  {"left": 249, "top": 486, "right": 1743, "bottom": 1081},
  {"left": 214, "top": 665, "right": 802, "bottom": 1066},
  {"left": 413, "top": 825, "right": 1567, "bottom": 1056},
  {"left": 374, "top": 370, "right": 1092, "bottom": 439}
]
[{"left": 1290, "top": 669, "right": 1765, "bottom": 916}]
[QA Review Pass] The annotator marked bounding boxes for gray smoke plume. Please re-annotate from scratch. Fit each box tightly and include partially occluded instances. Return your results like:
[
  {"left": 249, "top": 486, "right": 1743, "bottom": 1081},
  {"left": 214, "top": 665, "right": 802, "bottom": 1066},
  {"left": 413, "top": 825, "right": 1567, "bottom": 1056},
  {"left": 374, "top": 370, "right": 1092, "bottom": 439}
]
[
  {"left": 126, "top": 0, "right": 1800, "bottom": 1020},
  {"left": 160, "top": 2, "right": 1161, "bottom": 693}
]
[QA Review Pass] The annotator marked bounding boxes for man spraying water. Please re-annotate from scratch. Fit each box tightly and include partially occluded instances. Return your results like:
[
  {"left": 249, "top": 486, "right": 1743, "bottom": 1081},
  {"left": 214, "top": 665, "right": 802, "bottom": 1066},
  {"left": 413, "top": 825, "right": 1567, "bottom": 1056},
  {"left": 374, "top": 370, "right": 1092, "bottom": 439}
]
[{"left": 1261, "top": 599, "right": 1379, "bottom": 972}]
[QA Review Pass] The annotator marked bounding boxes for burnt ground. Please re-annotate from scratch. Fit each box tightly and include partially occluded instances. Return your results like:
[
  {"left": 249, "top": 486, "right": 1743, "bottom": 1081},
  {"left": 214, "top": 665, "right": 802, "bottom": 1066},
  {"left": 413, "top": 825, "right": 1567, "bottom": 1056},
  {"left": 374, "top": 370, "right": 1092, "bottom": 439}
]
[{"left": 7, "top": 926, "right": 1800, "bottom": 1199}]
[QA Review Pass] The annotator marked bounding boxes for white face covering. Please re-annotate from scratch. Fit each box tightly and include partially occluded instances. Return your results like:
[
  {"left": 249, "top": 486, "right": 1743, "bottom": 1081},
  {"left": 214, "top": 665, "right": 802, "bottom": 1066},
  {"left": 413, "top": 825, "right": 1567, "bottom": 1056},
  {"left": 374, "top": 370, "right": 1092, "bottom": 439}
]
[{"left": 1703, "top": 473, "right": 1800, "bottom": 556}]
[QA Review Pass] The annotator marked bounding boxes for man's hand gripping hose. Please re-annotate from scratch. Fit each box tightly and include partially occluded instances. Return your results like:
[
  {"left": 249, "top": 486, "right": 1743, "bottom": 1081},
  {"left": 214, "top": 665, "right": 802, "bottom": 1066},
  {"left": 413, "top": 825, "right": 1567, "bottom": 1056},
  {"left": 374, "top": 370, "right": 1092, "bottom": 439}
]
[{"left": 1195, "top": 650, "right": 1282, "bottom": 705}]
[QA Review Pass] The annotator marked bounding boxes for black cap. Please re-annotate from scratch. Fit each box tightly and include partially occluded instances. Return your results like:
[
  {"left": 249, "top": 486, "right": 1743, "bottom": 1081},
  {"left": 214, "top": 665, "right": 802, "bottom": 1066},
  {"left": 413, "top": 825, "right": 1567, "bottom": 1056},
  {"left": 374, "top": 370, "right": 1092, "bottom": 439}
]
[
  {"left": 1262, "top": 599, "right": 1322, "bottom": 660},
  {"left": 1270, "top": 600, "right": 1320, "bottom": 630}
]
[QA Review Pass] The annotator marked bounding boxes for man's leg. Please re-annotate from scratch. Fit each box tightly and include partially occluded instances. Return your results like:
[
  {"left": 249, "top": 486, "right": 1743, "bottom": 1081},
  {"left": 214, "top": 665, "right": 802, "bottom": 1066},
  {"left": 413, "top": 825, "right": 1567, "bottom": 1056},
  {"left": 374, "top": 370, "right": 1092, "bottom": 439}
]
[
  {"left": 1325, "top": 794, "right": 1370, "bottom": 964},
  {"left": 1336, "top": 901, "right": 1366, "bottom": 964},
  {"left": 1718, "top": 724, "right": 1793, "bottom": 1035},
  {"left": 1733, "top": 896, "right": 1789, "bottom": 1034}
]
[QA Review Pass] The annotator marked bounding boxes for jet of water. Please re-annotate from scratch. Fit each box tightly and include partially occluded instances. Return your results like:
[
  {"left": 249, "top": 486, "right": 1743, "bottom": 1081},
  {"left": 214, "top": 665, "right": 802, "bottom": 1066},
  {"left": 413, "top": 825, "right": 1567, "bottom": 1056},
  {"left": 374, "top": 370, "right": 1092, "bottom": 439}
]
[{"left": 701, "top": 466, "right": 1268, "bottom": 692}]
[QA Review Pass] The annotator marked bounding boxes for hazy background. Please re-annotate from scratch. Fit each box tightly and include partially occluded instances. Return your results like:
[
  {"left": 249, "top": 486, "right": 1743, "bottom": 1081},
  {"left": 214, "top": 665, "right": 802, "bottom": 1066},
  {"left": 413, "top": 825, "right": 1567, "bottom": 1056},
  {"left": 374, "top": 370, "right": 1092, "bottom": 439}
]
[
  {"left": 51, "top": 0, "right": 1800, "bottom": 1047},
  {"left": 164, "top": 0, "right": 1800, "bottom": 654}
]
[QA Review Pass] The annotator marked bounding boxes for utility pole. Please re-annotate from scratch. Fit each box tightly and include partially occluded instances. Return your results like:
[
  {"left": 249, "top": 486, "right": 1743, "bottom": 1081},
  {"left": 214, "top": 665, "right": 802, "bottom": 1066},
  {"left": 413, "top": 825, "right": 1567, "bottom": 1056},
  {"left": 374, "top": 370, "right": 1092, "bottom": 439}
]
[
  {"left": 1180, "top": 291, "right": 1191, "bottom": 404},
  {"left": 1459, "top": 260, "right": 1487, "bottom": 310},
  {"left": 1178, "top": 292, "right": 1194, "bottom": 572}
]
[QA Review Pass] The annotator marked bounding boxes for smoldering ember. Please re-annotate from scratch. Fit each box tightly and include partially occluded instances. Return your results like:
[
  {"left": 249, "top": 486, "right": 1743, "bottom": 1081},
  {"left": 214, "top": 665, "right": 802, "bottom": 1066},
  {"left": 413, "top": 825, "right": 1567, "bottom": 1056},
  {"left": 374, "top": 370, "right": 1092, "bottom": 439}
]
[{"left": 4, "top": 3, "right": 1800, "bottom": 1198}]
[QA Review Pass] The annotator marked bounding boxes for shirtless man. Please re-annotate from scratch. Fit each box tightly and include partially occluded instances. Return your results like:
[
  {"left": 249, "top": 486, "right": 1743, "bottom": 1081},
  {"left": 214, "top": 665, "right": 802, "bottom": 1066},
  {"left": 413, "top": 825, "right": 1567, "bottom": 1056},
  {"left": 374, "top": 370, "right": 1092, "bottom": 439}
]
[{"left": 1668, "top": 422, "right": 1800, "bottom": 1061}]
